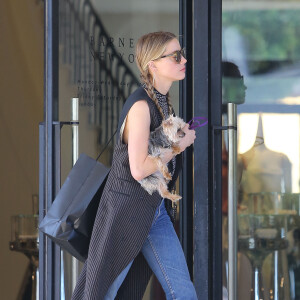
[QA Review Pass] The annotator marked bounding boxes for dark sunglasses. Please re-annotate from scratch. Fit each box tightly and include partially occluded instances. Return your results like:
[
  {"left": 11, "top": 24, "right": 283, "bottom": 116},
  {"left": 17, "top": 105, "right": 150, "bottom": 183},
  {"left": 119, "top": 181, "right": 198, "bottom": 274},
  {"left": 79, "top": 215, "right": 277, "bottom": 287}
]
[{"left": 155, "top": 48, "right": 186, "bottom": 63}]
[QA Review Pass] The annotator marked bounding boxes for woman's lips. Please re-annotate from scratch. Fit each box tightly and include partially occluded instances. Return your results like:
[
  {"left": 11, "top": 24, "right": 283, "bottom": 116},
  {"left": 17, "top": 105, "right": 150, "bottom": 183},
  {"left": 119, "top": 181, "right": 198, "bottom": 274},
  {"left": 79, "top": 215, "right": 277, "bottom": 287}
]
[{"left": 181, "top": 67, "right": 186, "bottom": 72}]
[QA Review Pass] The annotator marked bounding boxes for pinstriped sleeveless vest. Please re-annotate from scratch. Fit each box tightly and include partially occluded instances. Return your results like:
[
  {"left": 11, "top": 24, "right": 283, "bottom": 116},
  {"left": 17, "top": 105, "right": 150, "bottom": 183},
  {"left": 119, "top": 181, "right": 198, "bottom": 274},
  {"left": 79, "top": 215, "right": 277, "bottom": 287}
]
[{"left": 71, "top": 87, "right": 182, "bottom": 300}]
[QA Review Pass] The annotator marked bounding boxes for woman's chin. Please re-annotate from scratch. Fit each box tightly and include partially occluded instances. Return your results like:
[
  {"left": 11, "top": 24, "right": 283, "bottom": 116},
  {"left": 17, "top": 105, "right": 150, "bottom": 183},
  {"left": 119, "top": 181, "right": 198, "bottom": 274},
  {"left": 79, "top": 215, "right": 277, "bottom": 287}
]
[
  {"left": 179, "top": 73, "right": 186, "bottom": 80},
  {"left": 176, "top": 73, "right": 186, "bottom": 81}
]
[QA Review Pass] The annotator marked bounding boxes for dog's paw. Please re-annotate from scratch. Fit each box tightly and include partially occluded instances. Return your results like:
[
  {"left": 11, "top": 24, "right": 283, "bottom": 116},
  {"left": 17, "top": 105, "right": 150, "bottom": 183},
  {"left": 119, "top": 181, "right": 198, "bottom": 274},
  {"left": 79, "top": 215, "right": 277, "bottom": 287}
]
[
  {"left": 169, "top": 194, "right": 182, "bottom": 202},
  {"left": 163, "top": 171, "right": 172, "bottom": 180}
]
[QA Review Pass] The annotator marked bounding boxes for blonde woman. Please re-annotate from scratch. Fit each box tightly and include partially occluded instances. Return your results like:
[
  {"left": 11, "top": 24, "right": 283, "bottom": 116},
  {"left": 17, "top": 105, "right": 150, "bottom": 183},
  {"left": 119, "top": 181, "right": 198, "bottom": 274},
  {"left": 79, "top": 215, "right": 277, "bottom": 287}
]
[{"left": 72, "top": 31, "right": 197, "bottom": 300}]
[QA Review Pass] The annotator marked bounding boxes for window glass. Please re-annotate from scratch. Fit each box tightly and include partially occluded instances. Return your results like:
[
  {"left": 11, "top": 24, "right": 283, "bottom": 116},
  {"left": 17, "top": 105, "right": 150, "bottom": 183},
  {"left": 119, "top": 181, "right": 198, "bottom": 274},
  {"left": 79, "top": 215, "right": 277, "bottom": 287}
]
[{"left": 222, "top": 2, "right": 300, "bottom": 299}]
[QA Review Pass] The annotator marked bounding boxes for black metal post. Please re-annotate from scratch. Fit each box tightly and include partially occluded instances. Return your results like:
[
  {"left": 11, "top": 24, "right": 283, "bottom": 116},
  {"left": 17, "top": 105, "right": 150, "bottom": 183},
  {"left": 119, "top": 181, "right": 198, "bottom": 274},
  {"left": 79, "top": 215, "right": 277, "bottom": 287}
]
[
  {"left": 193, "top": 0, "right": 223, "bottom": 299},
  {"left": 40, "top": 0, "right": 60, "bottom": 299},
  {"left": 210, "top": 0, "right": 223, "bottom": 299},
  {"left": 193, "top": 0, "right": 210, "bottom": 299},
  {"left": 179, "top": 0, "right": 194, "bottom": 280}
]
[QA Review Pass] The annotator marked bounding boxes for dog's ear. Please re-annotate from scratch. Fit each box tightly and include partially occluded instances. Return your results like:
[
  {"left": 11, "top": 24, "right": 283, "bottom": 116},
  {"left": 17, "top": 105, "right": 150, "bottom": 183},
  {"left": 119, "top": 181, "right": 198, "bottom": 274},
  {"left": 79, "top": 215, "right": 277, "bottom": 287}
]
[{"left": 163, "top": 118, "right": 173, "bottom": 127}]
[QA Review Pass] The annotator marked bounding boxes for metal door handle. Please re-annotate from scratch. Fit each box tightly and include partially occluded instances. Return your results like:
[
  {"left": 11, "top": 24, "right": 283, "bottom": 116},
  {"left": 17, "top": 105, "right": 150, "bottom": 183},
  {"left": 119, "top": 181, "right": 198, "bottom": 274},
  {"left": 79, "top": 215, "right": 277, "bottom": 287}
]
[
  {"left": 212, "top": 103, "right": 237, "bottom": 300},
  {"left": 227, "top": 103, "right": 237, "bottom": 300},
  {"left": 71, "top": 98, "right": 80, "bottom": 292}
]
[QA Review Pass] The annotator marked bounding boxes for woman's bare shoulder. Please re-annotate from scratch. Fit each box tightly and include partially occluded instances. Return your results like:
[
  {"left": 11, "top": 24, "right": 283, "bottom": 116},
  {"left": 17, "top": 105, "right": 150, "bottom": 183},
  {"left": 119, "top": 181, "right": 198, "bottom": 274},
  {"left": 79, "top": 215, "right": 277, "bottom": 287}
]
[
  {"left": 123, "top": 99, "right": 150, "bottom": 144},
  {"left": 128, "top": 99, "right": 150, "bottom": 119}
]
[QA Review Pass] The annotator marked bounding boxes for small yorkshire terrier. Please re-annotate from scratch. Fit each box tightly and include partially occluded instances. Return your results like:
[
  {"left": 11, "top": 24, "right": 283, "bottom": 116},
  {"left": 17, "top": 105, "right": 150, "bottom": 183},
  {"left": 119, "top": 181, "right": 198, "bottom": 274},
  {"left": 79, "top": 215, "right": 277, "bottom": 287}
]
[{"left": 138, "top": 115, "right": 186, "bottom": 202}]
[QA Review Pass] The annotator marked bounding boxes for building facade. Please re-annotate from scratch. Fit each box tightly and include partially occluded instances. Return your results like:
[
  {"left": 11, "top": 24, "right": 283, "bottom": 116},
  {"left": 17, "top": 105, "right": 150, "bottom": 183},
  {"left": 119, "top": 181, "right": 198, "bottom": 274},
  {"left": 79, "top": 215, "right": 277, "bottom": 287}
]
[{"left": 39, "top": 0, "right": 300, "bottom": 299}]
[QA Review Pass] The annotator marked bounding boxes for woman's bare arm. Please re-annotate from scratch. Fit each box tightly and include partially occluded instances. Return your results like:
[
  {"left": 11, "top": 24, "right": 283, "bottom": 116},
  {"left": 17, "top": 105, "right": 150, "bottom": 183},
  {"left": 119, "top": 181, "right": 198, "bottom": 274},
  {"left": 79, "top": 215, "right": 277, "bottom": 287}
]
[
  {"left": 123, "top": 100, "right": 195, "bottom": 181},
  {"left": 123, "top": 100, "right": 163, "bottom": 181}
]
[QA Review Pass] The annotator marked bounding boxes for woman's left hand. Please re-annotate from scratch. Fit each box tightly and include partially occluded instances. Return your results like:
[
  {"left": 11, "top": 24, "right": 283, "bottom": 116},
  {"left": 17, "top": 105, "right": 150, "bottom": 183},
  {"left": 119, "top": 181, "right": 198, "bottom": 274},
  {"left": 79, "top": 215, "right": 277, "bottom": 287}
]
[{"left": 178, "top": 124, "right": 196, "bottom": 152}]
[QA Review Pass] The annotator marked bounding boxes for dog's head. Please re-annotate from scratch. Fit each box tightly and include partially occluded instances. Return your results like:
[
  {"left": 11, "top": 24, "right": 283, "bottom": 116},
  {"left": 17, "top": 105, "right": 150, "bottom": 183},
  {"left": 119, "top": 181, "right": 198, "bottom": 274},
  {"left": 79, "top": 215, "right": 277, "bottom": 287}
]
[{"left": 162, "top": 115, "right": 186, "bottom": 143}]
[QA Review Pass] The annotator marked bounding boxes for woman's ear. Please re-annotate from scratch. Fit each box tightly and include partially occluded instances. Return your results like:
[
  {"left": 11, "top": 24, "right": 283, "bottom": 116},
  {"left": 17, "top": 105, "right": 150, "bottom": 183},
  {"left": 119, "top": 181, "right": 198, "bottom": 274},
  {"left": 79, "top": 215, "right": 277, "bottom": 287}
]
[{"left": 148, "top": 61, "right": 157, "bottom": 72}]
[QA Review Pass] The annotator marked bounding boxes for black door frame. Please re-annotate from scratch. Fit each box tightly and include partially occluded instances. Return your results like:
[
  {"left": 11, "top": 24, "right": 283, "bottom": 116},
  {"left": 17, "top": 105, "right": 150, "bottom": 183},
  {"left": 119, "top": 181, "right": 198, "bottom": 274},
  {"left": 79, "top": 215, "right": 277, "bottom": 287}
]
[
  {"left": 192, "top": 0, "right": 223, "bottom": 299},
  {"left": 39, "top": 0, "right": 60, "bottom": 299},
  {"left": 40, "top": 0, "right": 223, "bottom": 299},
  {"left": 179, "top": 0, "right": 195, "bottom": 279}
]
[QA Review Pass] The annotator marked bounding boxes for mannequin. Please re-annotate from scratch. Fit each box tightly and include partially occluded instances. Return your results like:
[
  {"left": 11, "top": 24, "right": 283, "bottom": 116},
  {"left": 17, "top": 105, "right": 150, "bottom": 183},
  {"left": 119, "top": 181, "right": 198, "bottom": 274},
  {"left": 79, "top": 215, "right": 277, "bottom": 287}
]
[
  {"left": 237, "top": 114, "right": 292, "bottom": 299},
  {"left": 238, "top": 114, "right": 292, "bottom": 208}
]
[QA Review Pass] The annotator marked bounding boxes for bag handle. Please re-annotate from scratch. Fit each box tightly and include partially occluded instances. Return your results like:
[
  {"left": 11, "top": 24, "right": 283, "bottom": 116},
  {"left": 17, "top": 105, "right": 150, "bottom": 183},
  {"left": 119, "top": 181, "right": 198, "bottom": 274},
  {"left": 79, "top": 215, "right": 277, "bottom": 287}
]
[
  {"left": 97, "top": 116, "right": 207, "bottom": 161},
  {"left": 96, "top": 129, "right": 118, "bottom": 161}
]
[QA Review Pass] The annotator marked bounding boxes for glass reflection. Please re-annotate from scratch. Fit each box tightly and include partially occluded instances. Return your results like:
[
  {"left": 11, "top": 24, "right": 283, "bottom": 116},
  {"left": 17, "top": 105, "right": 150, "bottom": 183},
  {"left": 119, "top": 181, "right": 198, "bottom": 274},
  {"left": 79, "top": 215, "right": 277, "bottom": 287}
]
[
  {"left": 222, "top": 1, "right": 300, "bottom": 299},
  {"left": 221, "top": 61, "right": 247, "bottom": 299},
  {"left": 223, "top": 2, "right": 300, "bottom": 105},
  {"left": 222, "top": 61, "right": 247, "bottom": 105},
  {"left": 238, "top": 213, "right": 290, "bottom": 300}
]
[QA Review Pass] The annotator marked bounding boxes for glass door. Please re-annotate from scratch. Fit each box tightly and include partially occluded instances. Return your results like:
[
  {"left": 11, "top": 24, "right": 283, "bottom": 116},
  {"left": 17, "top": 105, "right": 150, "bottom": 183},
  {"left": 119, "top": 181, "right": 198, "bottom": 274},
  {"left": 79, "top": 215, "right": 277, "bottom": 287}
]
[
  {"left": 57, "top": 0, "right": 180, "bottom": 299},
  {"left": 222, "top": 1, "right": 300, "bottom": 299}
]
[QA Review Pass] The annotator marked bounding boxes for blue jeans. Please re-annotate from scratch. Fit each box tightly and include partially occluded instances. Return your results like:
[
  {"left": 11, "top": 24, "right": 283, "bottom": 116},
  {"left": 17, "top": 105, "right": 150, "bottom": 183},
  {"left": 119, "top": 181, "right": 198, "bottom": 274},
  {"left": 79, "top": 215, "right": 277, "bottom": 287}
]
[{"left": 104, "top": 199, "right": 198, "bottom": 300}]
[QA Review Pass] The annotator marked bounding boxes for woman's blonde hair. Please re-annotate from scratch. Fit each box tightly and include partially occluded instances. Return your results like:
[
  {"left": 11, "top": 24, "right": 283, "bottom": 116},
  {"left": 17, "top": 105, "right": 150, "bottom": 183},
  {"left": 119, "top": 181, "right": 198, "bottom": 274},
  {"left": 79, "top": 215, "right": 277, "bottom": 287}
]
[{"left": 136, "top": 31, "right": 176, "bottom": 118}]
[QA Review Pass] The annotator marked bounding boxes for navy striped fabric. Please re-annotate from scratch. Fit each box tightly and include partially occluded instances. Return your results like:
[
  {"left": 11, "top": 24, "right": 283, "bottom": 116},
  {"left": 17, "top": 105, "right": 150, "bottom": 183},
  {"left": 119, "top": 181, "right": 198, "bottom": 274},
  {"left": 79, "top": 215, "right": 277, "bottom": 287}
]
[{"left": 71, "top": 87, "right": 182, "bottom": 300}]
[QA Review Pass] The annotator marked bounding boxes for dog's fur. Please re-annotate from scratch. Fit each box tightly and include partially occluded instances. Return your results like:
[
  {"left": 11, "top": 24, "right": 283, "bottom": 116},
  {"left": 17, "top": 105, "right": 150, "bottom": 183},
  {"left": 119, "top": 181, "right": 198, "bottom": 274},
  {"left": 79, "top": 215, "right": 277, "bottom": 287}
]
[{"left": 138, "top": 115, "right": 186, "bottom": 202}]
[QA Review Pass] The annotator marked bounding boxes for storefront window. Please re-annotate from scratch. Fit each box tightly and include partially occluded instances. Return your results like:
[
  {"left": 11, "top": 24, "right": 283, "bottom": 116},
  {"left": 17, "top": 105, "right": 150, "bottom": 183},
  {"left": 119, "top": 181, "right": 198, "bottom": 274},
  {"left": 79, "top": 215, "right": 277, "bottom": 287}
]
[{"left": 222, "top": 1, "right": 300, "bottom": 299}]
